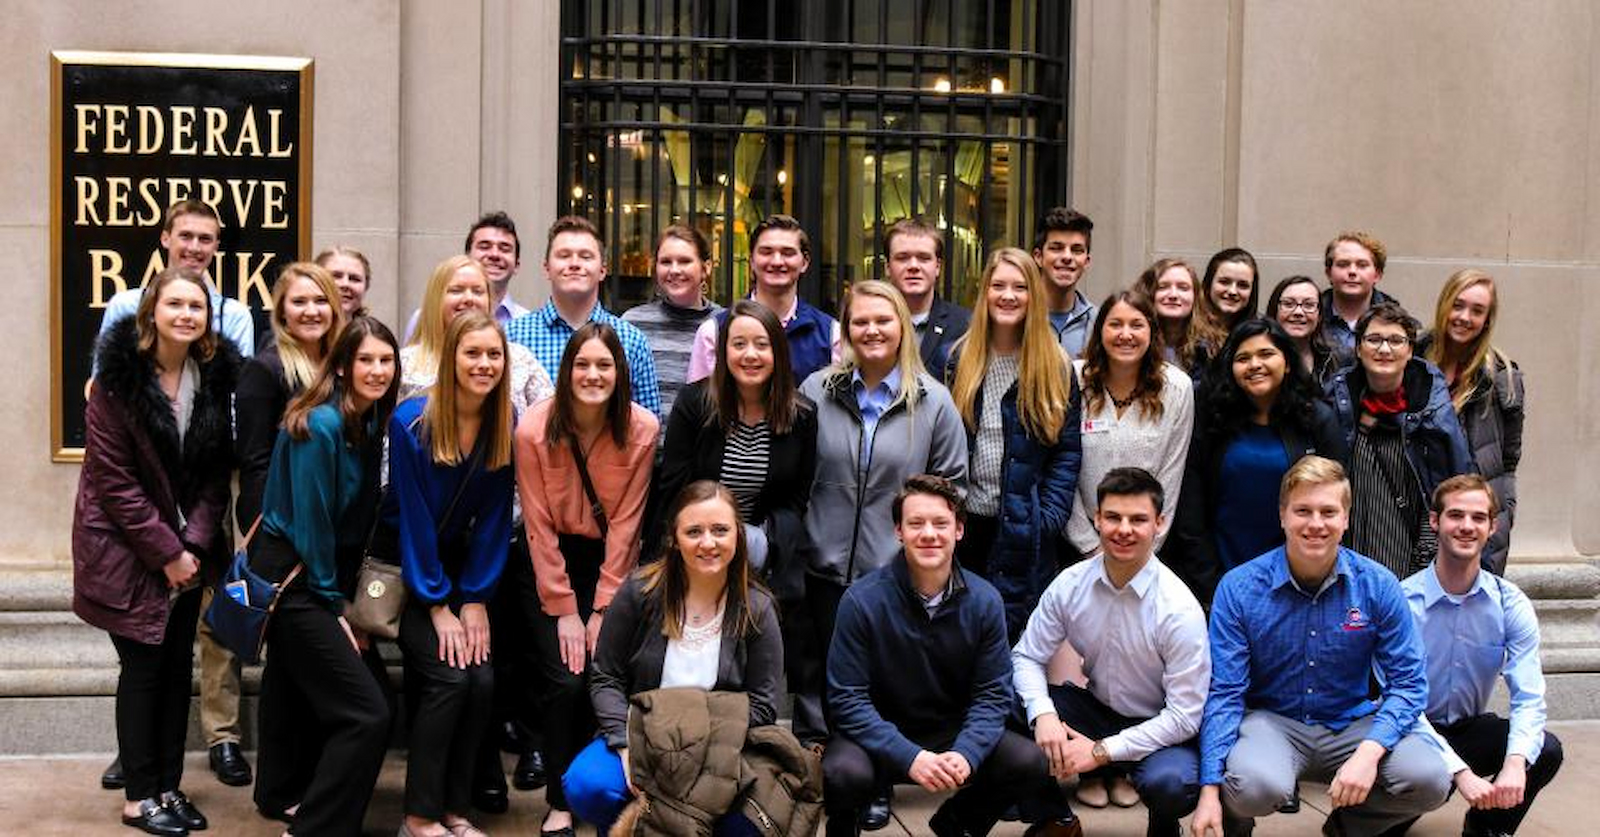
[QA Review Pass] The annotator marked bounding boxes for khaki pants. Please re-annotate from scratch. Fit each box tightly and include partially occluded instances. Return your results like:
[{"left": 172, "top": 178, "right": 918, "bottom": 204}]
[{"left": 197, "top": 584, "right": 242, "bottom": 746}]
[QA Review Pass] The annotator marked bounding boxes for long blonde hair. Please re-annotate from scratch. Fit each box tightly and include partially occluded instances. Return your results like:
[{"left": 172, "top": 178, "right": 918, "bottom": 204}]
[
  {"left": 410, "top": 255, "right": 489, "bottom": 379},
  {"left": 949, "top": 248, "right": 1071, "bottom": 443},
  {"left": 1426, "top": 268, "right": 1513, "bottom": 412},
  {"left": 833, "top": 280, "right": 926, "bottom": 412},
  {"left": 418, "top": 310, "right": 513, "bottom": 469},
  {"left": 270, "top": 262, "right": 345, "bottom": 392}
]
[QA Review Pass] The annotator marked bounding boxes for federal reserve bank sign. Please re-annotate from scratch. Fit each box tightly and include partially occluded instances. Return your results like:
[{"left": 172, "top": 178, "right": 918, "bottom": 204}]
[{"left": 50, "top": 51, "right": 313, "bottom": 461}]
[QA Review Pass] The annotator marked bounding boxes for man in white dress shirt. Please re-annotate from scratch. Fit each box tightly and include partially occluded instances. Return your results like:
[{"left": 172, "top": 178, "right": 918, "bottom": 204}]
[{"left": 1007, "top": 467, "right": 1211, "bottom": 837}]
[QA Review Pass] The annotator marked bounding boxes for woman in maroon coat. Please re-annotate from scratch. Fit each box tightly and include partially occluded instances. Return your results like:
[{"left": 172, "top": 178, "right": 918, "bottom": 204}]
[{"left": 73, "top": 268, "right": 239, "bottom": 836}]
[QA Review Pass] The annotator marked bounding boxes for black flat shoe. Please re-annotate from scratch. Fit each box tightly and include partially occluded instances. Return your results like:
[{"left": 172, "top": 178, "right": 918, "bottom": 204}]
[
  {"left": 208, "top": 743, "right": 252, "bottom": 787},
  {"left": 513, "top": 749, "right": 547, "bottom": 791},
  {"left": 859, "top": 788, "right": 893, "bottom": 831},
  {"left": 539, "top": 827, "right": 576, "bottom": 837},
  {"left": 472, "top": 784, "right": 509, "bottom": 815},
  {"left": 102, "top": 756, "right": 125, "bottom": 790},
  {"left": 160, "top": 790, "right": 208, "bottom": 831},
  {"left": 122, "top": 797, "right": 188, "bottom": 836}
]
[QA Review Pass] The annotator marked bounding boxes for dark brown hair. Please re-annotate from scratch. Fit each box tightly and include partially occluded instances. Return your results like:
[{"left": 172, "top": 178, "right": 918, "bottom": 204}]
[
  {"left": 706, "top": 300, "right": 800, "bottom": 434},
  {"left": 892, "top": 474, "right": 966, "bottom": 525},
  {"left": 639, "top": 480, "right": 764, "bottom": 641},
  {"left": 749, "top": 214, "right": 810, "bottom": 261},
  {"left": 545, "top": 321, "right": 634, "bottom": 449},
  {"left": 282, "top": 315, "right": 400, "bottom": 447},
  {"left": 1080, "top": 289, "right": 1168, "bottom": 420},
  {"left": 135, "top": 268, "right": 217, "bottom": 362},
  {"left": 544, "top": 215, "right": 603, "bottom": 260}
]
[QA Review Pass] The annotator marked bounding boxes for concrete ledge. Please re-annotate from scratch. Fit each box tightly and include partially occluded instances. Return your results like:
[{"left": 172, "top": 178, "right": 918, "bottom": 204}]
[{"left": 1509, "top": 561, "right": 1600, "bottom": 599}]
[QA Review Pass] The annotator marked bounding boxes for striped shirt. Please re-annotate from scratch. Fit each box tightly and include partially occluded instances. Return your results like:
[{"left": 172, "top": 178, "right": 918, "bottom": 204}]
[
  {"left": 1346, "top": 416, "right": 1433, "bottom": 578},
  {"left": 621, "top": 296, "right": 720, "bottom": 420},
  {"left": 719, "top": 419, "right": 771, "bottom": 521},
  {"left": 967, "top": 353, "right": 1020, "bottom": 517}
]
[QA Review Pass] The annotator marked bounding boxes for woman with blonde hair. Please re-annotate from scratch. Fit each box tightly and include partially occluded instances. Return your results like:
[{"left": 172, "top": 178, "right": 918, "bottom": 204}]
[
  {"left": 1421, "top": 269, "right": 1523, "bottom": 572},
  {"left": 797, "top": 279, "right": 967, "bottom": 751},
  {"left": 405, "top": 254, "right": 552, "bottom": 414},
  {"left": 945, "top": 248, "right": 1081, "bottom": 639},
  {"left": 237, "top": 262, "right": 345, "bottom": 528},
  {"left": 389, "top": 310, "right": 516, "bottom": 837},
  {"left": 1135, "top": 258, "right": 1220, "bottom": 376}
]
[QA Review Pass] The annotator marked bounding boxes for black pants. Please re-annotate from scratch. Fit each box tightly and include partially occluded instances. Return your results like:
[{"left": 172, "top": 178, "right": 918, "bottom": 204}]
[
  {"left": 398, "top": 598, "right": 495, "bottom": 819},
  {"left": 955, "top": 512, "right": 1000, "bottom": 580},
  {"left": 475, "top": 532, "right": 545, "bottom": 788},
  {"left": 1385, "top": 713, "right": 1564, "bottom": 836},
  {"left": 110, "top": 587, "right": 202, "bottom": 801},
  {"left": 529, "top": 534, "right": 603, "bottom": 812},
  {"left": 793, "top": 575, "right": 848, "bottom": 745},
  {"left": 255, "top": 586, "right": 391, "bottom": 836},
  {"left": 822, "top": 729, "right": 1046, "bottom": 836}
]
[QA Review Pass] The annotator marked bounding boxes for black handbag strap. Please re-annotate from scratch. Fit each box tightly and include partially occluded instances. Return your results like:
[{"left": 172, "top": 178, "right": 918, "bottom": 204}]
[{"left": 571, "top": 440, "right": 610, "bottom": 539}]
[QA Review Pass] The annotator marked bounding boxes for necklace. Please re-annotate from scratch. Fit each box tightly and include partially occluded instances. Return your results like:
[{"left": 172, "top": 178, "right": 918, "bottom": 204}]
[{"left": 1108, "top": 388, "right": 1138, "bottom": 410}]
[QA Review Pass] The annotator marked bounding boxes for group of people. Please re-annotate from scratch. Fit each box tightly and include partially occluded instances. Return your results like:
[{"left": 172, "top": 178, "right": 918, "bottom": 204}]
[{"left": 70, "top": 196, "right": 1553, "bottom": 837}]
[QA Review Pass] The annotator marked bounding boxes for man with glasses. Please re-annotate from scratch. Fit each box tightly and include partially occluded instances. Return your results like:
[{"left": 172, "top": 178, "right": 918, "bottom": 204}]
[
  {"left": 1320, "top": 231, "right": 1399, "bottom": 355},
  {"left": 1324, "top": 302, "right": 1473, "bottom": 579}
]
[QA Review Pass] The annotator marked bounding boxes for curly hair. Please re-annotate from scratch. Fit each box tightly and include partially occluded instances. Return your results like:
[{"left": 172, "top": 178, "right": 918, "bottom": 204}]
[{"left": 1197, "top": 319, "right": 1324, "bottom": 451}]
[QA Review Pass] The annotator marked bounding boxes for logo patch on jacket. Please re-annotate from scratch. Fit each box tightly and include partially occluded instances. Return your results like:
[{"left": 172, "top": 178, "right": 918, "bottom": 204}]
[{"left": 1340, "top": 606, "right": 1370, "bottom": 631}]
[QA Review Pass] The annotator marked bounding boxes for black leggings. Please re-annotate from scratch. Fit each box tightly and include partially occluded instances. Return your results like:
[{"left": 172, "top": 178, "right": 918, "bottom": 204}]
[
  {"left": 398, "top": 598, "right": 494, "bottom": 820},
  {"left": 110, "top": 587, "right": 201, "bottom": 801},
  {"left": 529, "top": 534, "right": 603, "bottom": 812}
]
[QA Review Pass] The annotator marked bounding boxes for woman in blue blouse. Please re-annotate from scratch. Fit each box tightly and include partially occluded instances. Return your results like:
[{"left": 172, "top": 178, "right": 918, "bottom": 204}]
[
  {"left": 390, "top": 311, "right": 516, "bottom": 837},
  {"left": 251, "top": 316, "right": 399, "bottom": 836}
]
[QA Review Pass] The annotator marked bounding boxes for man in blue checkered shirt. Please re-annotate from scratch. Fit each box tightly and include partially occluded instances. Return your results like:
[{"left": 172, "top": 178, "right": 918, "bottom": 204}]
[{"left": 504, "top": 216, "right": 661, "bottom": 419}]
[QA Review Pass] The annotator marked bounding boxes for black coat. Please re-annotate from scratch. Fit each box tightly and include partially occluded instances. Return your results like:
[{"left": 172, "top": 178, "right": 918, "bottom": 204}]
[
  {"left": 915, "top": 297, "right": 972, "bottom": 376},
  {"left": 234, "top": 341, "right": 293, "bottom": 530},
  {"left": 653, "top": 380, "right": 818, "bottom": 599},
  {"left": 72, "top": 318, "right": 239, "bottom": 643}
]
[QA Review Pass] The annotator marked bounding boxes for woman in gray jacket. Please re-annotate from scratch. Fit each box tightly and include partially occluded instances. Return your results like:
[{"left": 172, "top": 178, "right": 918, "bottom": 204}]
[
  {"left": 795, "top": 280, "right": 968, "bottom": 754},
  {"left": 1422, "top": 268, "right": 1524, "bottom": 574}
]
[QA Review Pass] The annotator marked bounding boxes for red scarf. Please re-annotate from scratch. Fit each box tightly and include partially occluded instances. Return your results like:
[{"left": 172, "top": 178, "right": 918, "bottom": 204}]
[{"left": 1361, "top": 387, "right": 1408, "bottom": 416}]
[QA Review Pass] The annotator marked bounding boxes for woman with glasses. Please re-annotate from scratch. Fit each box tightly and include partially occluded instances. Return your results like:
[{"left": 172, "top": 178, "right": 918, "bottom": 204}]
[
  {"left": 1326, "top": 302, "right": 1473, "bottom": 579},
  {"left": 1420, "top": 269, "right": 1524, "bottom": 573},
  {"left": 1265, "top": 275, "right": 1345, "bottom": 384}
]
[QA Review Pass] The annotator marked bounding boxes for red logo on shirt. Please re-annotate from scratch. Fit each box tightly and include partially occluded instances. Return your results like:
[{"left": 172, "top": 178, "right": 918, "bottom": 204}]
[{"left": 1341, "top": 607, "right": 1369, "bottom": 631}]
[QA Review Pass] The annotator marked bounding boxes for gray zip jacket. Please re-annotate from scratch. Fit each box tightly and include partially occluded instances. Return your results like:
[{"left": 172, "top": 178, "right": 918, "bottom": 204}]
[{"left": 799, "top": 368, "right": 968, "bottom": 586}]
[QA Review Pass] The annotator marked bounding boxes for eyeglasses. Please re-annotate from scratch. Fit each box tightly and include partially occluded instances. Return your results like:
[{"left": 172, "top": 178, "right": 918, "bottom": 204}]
[
  {"left": 1361, "top": 334, "right": 1411, "bottom": 350},
  {"left": 1277, "top": 299, "right": 1318, "bottom": 313}
]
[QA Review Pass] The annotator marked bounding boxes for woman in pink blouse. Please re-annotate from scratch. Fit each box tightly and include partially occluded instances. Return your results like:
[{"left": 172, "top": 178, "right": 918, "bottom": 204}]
[{"left": 515, "top": 321, "right": 658, "bottom": 837}]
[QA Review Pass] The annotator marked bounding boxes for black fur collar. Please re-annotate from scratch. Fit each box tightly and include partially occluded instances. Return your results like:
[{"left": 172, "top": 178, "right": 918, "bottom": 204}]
[{"left": 94, "top": 316, "right": 241, "bottom": 473}]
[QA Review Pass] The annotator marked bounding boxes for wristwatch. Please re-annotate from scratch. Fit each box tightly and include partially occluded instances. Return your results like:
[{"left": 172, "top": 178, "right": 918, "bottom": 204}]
[{"left": 1091, "top": 740, "right": 1110, "bottom": 765}]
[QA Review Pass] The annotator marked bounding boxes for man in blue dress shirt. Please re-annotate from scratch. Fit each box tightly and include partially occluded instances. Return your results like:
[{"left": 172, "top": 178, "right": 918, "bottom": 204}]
[
  {"left": 1191, "top": 456, "right": 1450, "bottom": 836},
  {"left": 1395, "top": 474, "right": 1562, "bottom": 836}
]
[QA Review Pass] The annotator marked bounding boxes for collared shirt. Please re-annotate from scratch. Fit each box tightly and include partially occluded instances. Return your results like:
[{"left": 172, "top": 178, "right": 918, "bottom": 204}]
[
  {"left": 852, "top": 367, "right": 902, "bottom": 465},
  {"left": 1403, "top": 564, "right": 1547, "bottom": 763},
  {"left": 98, "top": 278, "right": 256, "bottom": 359},
  {"left": 1013, "top": 555, "right": 1209, "bottom": 762},
  {"left": 1200, "top": 545, "right": 1427, "bottom": 786},
  {"left": 504, "top": 299, "right": 661, "bottom": 417},
  {"left": 402, "top": 294, "right": 528, "bottom": 346},
  {"left": 1049, "top": 291, "right": 1098, "bottom": 359}
]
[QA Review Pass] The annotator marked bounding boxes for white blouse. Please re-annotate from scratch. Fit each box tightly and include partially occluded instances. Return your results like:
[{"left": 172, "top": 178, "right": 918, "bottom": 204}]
[
  {"left": 660, "top": 604, "right": 724, "bottom": 690},
  {"left": 398, "top": 341, "right": 553, "bottom": 419}
]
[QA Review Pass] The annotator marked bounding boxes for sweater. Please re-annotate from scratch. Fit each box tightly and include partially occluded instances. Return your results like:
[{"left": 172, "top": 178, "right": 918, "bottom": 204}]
[
  {"left": 622, "top": 296, "right": 721, "bottom": 419},
  {"left": 826, "top": 556, "right": 1013, "bottom": 773},
  {"left": 515, "top": 399, "right": 659, "bottom": 616}
]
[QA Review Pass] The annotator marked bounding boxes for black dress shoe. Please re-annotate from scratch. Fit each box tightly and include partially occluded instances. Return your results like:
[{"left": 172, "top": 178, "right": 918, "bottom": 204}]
[
  {"left": 102, "top": 756, "right": 125, "bottom": 790},
  {"left": 122, "top": 797, "right": 189, "bottom": 836},
  {"left": 859, "top": 788, "right": 892, "bottom": 831},
  {"left": 1021, "top": 816, "right": 1084, "bottom": 837},
  {"left": 208, "top": 743, "right": 252, "bottom": 787},
  {"left": 159, "top": 790, "right": 208, "bottom": 831},
  {"left": 928, "top": 805, "right": 975, "bottom": 837},
  {"left": 472, "top": 783, "right": 509, "bottom": 814},
  {"left": 513, "top": 749, "right": 548, "bottom": 791}
]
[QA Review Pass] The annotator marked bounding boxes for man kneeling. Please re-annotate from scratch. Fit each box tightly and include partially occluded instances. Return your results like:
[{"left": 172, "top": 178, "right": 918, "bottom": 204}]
[
  {"left": 823, "top": 475, "right": 1046, "bottom": 837},
  {"left": 1192, "top": 456, "right": 1451, "bottom": 836}
]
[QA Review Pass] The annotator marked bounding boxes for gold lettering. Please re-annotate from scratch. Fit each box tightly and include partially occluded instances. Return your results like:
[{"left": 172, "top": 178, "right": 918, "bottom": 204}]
[
  {"left": 137, "top": 178, "right": 163, "bottom": 226},
  {"left": 234, "top": 252, "right": 273, "bottom": 308},
  {"left": 104, "top": 105, "right": 131, "bottom": 154},
  {"left": 74, "top": 177, "right": 103, "bottom": 226},
  {"left": 203, "top": 107, "right": 228, "bottom": 157},
  {"left": 89, "top": 250, "right": 126, "bottom": 307},
  {"left": 135, "top": 106, "right": 165, "bottom": 154},
  {"left": 166, "top": 177, "right": 191, "bottom": 203},
  {"left": 74, "top": 105, "right": 100, "bottom": 154},
  {"left": 233, "top": 106, "right": 262, "bottom": 157},
  {"left": 198, "top": 178, "right": 223, "bottom": 210},
  {"left": 139, "top": 251, "right": 166, "bottom": 287},
  {"left": 227, "top": 179, "right": 259, "bottom": 224},
  {"left": 262, "top": 181, "right": 290, "bottom": 229},
  {"left": 268, "top": 109, "right": 293, "bottom": 157},
  {"left": 171, "top": 106, "right": 197, "bottom": 155},
  {"left": 104, "top": 177, "right": 135, "bottom": 226}
]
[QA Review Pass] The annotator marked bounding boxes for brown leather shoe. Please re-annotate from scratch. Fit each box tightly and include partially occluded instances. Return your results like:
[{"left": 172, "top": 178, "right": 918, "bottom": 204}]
[{"left": 1022, "top": 816, "right": 1084, "bottom": 837}]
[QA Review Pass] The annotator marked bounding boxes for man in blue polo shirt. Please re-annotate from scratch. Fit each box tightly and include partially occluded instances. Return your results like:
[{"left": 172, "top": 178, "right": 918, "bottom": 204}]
[
  {"left": 504, "top": 216, "right": 660, "bottom": 418},
  {"left": 1191, "top": 456, "right": 1450, "bottom": 836},
  {"left": 1396, "top": 474, "right": 1563, "bottom": 837}
]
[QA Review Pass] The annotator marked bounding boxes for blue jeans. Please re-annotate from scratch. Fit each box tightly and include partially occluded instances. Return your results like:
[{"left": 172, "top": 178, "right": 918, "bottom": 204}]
[{"left": 564, "top": 738, "right": 760, "bottom": 836}]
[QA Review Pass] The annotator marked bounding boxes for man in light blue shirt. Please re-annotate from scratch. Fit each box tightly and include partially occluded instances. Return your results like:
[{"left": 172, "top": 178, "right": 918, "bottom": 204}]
[
  {"left": 97, "top": 200, "right": 255, "bottom": 360},
  {"left": 1191, "top": 456, "right": 1449, "bottom": 837},
  {"left": 1399, "top": 474, "right": 1563, "bottom": 837}
]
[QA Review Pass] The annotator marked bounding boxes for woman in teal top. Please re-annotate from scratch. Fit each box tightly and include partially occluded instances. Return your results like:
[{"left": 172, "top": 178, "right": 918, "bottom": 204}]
[{"left": 251, "top": 316, "right": 400, "bottom": 836}]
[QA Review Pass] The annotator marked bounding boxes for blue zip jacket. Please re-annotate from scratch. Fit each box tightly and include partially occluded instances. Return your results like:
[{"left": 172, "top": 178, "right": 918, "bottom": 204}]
[
  {"left": 826, "top": 555, "right": 1013, "bottom": 773},
  {"left": 1325, "top": 357, "right": 1475, "bottom": 508}
]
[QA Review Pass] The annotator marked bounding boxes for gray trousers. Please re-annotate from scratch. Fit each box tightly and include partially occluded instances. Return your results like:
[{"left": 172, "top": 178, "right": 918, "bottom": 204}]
[{"left": 1221, "top": 710, "right": 1450, "bottom": 835}]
